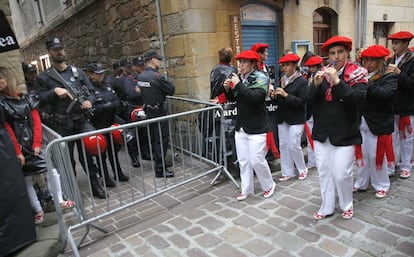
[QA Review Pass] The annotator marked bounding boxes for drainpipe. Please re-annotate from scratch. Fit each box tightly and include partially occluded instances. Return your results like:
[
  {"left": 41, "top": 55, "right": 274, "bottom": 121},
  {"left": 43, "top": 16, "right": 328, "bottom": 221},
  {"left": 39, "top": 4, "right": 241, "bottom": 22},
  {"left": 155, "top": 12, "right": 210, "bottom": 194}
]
[
  {"left": 362, "top": 0, "right": 368, "bottom": 48},
  {"left": 155, "top": 0, "right": 168, "bottom": 79},
  {"left": 356, "top": 0, "right": 361, "bottom": 50}
]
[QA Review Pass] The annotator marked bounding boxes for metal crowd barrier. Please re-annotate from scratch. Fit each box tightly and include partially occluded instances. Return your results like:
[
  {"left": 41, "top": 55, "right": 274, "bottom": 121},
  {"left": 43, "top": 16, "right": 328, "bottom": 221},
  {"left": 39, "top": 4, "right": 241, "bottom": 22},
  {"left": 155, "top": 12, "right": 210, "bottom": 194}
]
[{"left": 43, "top": 96, "right": 239, "bottom": 257}]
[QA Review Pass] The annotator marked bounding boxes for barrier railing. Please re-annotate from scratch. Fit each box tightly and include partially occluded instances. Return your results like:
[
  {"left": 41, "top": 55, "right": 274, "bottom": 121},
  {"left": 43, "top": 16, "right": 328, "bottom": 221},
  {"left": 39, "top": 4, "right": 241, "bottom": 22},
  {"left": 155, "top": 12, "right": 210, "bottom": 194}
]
[{"left": 44, "top": 96, "right": 239, "bottom": 256}]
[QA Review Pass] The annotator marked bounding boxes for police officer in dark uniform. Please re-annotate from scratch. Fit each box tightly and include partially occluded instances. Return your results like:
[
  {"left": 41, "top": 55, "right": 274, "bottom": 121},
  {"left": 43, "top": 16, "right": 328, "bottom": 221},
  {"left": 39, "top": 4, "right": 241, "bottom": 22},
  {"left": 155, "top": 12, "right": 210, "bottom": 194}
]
[
  {"left": 36, "top": 37, "right": 107, "bottom": 199},
  {"left": 138, "top": 50, "right": 175, "bottom": 178},
  {"left": 86, "top": 62, "right": 130, "bottom": 186},
  {"left": 112, "top": 58, "right": 144, "bottom": 167},
  {"left": 22, "top": 63, "right": 39, "bottom": 94}
]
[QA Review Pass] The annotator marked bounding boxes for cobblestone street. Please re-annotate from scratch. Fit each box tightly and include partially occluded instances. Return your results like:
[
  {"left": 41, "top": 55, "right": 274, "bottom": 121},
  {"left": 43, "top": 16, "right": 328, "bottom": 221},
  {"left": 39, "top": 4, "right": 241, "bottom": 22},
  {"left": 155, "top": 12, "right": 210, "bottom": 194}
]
[{"left": 59, "top": 158, "right": 414, "bottom": 257}]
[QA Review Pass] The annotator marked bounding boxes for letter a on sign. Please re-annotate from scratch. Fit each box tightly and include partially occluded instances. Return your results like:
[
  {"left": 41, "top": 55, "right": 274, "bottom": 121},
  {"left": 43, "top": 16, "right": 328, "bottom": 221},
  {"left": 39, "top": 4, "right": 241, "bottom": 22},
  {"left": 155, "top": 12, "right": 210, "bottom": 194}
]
[{"left": 0, "top": 10, "right": 20, "bottom": 53}]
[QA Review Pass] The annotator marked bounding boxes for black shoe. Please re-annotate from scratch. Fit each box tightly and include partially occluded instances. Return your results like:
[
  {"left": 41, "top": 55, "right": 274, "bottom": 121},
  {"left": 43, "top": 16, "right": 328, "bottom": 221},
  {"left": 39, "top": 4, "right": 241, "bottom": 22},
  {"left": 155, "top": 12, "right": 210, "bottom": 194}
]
[
  {"left": 104, "top": 177, "right": 116, "bottom": 187},
  {"left": 132, "top": 159, "right": 141, "bottom": 168},
  {"left": 155, "top": 169, "right": 174, "bottom": 178},
  {"left": 92, "top": 183, "right": 108, "bottom": 199},
  {"left": 116, "top": 171, "right": 129, "bottom": 182}
]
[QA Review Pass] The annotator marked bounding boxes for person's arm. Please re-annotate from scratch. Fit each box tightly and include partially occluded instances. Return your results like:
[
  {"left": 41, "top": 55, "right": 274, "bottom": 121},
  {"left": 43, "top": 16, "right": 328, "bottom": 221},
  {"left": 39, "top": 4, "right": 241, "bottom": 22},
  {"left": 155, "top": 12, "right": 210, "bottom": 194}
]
[
  {"left": 366, "top": 73, "right": 398, "bottom": 102},
  {"left": 31, "top": 109, "right": 42, "bottom": 150},
  {"left": 4, "top": 122, "right": 22, "bottom": 156},
  {"left": 158, "top": 76, "right": 175, "bottom": 96}
]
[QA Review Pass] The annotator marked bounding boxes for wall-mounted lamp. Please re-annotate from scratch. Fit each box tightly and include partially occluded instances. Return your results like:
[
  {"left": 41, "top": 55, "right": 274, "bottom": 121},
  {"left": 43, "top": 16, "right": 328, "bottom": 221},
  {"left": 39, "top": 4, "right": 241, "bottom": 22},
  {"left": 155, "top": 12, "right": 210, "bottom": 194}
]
[{"left": 383, "top": 14, "right": 388, "bottom": 21}]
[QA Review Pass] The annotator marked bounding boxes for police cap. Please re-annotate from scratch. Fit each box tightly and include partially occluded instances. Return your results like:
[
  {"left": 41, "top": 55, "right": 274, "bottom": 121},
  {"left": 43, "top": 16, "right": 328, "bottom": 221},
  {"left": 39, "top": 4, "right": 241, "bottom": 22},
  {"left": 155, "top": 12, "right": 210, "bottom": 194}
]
[
  {"left": 143, "top": 50, "right": 163, "bottom": 61},
  {"left": 85, "top": 62, "right": 106, "bottom": 74},
  {"left": 132, "top": 56, "right": 144, "bottom": 66},
  {"left": 22, "top": 63, "right": 37, "bottom": 73},
  {"left": 46, "top": 37, "right": 64, "bottom": 50},
  {"left": 119, "top": 58, "right": 132, "bottom": 67}
]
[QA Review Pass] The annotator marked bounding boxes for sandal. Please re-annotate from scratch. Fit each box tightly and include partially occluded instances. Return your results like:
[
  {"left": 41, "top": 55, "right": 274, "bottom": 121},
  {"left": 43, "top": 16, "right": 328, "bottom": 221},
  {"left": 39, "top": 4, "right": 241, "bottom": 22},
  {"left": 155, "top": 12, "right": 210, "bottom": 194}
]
[
  {"left": 399, "top": 170, "right": 410, "bottom": 179},
  {"left": 298, "top": 168, "right": 308, "bottom": 180},
  {"left": 34, "top": 211, "right": 44, "bottom": 224},
  {"left": 375, "top": 190, "right": 387, "bottom": 199},
  {"left": 236, "top": 193, "right": 249, "bottom": 201},
  {"left": 341, "top": 209, "right": 353, "bottom": 220},
  {"left": 60, "top": 200, "right": 75, "bottom": 209},
  {"left": 278, "top": 175, "right": 294, "bottom": 182},
  {"left": 313, "top": 212, "right": 333, "bottom": 220}
]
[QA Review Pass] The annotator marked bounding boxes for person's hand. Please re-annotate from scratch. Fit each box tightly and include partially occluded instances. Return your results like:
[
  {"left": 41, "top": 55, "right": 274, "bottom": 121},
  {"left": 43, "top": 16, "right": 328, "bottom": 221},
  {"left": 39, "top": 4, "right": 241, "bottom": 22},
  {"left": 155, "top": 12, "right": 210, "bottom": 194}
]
[
  {"left": 17, "top": 154, "right": 25, "bottom": 166},
  {"left": 33, "top": 147, "right": 42, "bottom": 156},
  {"left": 275, "top": 87, "right": 288, "bottom": 98},
  {"left": 324, "top": 67, "right": 340, "bottom": 85},
  {"left": 54, "top": 87, "right": 73, "bottom": 99},
  {"left": 386, "top": 64, "right": 400, "bottom": 75},
  {"left": 81, "top": 100, "right": 92, "bottom": 109},
  {"left": 313, "top": 71, "right": 325, "bottom": 87},
  {"left": 134, "top": 86, "right": 141, "bottom": 93},
  {"left": 268, "top": 84, "right": 274, "bottom": 96}
]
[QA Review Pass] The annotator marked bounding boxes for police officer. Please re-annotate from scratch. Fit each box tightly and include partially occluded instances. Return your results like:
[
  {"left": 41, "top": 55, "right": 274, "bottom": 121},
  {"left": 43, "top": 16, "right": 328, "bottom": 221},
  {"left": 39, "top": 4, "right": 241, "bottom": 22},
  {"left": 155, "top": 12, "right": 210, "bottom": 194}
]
[
  {"left": 138, "top": 50, "right": 175, "bottom": 178},
  {"left": 112, "top": 58, "right": 143, "bottom": 167},
  {"left": 22, "top": 62, "right": 39, "bottom": 94},
  {"left": 86, "top": 62, "right": 129, "bottom": 186},
  {"left": 36, "top": 37, "right": 107, "bottom": 199}
]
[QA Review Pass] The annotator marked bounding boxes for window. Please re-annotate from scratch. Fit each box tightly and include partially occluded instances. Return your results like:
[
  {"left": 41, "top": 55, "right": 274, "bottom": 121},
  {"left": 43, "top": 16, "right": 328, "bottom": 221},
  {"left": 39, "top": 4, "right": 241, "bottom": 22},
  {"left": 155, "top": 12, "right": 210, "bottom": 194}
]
[
  {"left": 39, "top": 54, "right": 50, "bottom": 71},
  {"left": 313, "top": 8, "right": 337, "bottom": 58}
]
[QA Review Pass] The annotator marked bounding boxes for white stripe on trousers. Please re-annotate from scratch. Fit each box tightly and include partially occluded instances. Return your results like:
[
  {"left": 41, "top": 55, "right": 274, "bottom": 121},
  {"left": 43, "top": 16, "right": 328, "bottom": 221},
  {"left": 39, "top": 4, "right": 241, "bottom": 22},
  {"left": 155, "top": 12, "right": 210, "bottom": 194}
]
[
  {"left": 278, "top": 122, "right": 307, "bottom": 177},
  {"left": 235, "top": 128, "right": 275, "bottom": 195},
  {"left": 314, "top": 139, "right": 354, "bottom": 215},
  {"left": 354, "top": 117, "right": 390, "bottom": 191}
]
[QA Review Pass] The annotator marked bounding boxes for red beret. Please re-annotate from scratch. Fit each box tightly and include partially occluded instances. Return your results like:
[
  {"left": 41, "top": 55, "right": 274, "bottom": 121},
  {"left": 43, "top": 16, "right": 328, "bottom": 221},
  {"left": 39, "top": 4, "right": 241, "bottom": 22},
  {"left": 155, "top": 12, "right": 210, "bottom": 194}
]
[
  {"left": 388, "top": 31, "right": 414, "bottom": 40},
  {"left": 278, "top": 53, "right": 301, "bottom": 64},
  {"left": 321, "top": 36, "right": 352, "bottom": 52},
  {"left": 360, "top": 45, "right": 390, "bottom": 58},
  {"left": 251, "top": 43, "right": 269, "bottom": 52},
  {"left": 304, "top": 56, "right": 323, "bottom": 66},
  {"left": 235, "top": 50, "right": 260, "bottom": 63}
]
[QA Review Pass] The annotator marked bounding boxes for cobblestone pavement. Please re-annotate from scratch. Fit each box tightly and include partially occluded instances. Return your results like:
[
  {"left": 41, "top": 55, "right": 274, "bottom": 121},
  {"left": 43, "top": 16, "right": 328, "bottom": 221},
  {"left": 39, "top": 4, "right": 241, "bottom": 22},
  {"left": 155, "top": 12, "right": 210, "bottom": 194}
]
[{"left": 59, "top": 159, "right": 414, "bottom": 257}]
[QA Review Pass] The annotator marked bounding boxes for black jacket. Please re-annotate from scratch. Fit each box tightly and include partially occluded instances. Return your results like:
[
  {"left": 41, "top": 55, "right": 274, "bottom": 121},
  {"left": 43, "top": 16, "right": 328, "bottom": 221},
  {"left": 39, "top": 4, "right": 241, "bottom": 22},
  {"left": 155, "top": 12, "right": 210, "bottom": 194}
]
[
  {"left": 91, "top": 77, "right": 121, "bottom": 129},
  {"left": 210, "top": 63, "right": 238, "bottom": 99},
  {"left": 309, "top": 63, "right": 368, "bottom": 146},
  {"left": 137, "top": 67, "right": 175, "bottom": 115},
  {"left": 276, "top": 75, "right": 308, "bottom": 125},
  {"left": 388, "top": 51, "right": 414, "bottom": 115},
  {"left": 360, "top": 71, "right": 398, "bottom": 135},
  {"left": 37, "top": 65, "right": 95, "bottom": 115},
  {"left": 225, "top": 70, "right": 270, "bottom": 134}
]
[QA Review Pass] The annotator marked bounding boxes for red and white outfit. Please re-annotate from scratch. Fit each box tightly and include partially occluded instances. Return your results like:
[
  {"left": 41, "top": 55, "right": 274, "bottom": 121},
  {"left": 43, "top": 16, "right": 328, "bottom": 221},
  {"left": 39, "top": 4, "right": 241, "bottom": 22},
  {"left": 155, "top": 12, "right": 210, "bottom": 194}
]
[{"left": 309, "top": 36, "right": 368, "bottom": 219}]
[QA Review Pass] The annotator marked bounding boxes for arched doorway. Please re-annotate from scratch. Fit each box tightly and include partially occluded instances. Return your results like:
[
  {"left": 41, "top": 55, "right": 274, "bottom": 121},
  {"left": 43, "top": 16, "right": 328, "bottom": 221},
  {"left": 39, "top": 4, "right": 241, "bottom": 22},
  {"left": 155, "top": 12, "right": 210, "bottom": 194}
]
[
  {"left": 240, "top": 3, "right": 278, "bottom": 82},
  {"left": 313, "top": 7, "right": 338, "bottom": 58}
]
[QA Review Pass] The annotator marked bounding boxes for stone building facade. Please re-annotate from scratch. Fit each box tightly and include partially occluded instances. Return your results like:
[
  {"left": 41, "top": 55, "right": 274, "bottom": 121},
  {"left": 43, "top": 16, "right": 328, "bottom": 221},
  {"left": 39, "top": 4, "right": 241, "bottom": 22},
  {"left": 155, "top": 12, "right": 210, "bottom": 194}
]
[{"left": 8, "top": 0, "right": 414, "bottom": 100}]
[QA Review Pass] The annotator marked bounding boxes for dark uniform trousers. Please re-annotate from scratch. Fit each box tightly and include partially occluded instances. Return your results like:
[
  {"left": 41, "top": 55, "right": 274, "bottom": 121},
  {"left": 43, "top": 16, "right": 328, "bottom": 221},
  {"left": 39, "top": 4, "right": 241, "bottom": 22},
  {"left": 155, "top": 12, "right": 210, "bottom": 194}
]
[
  {"left": 146, "top": 105, "right": 169, "bottom": 171},
  {"left": 52, "top": 114, "right": 101, "bottom": 181}
]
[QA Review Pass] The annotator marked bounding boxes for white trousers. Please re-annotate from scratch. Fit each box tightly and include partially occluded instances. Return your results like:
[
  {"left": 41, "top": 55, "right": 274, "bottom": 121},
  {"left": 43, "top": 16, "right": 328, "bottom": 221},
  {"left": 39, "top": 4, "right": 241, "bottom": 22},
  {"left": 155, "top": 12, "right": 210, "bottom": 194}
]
[
  {"left": 235, "top": 128, "right": 275, "bottom": 195},
  {"left": 278, "top": 122, "right": 307, "bottom": 177},
  {"left": 306, "top": 117, "right": 316, "bottom": 168},
  {"left": 354, "top": 118, "right": 390, "bottom": 191},
  {"left": 25, "top": 176, "right": 43, "bottom": 213},
  {"left": 314, "top": 139, "right": 354, "bottom": 215},
  {"left": 388, "top": 115, "right": 414, "bottom": 173},
  {"left": 25, "top": 168, "right": 64, "bottom": 213}
]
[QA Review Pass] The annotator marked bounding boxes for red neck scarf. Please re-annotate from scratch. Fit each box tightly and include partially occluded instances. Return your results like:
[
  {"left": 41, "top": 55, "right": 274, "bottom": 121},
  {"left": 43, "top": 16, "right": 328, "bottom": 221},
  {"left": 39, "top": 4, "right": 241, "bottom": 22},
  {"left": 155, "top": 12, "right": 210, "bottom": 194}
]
[
  {"left": 399, "top": 115, "right": 412, "bottom": 139},
  {"left": 376, "top": 135, "right": 395, "bottom": 170},
  {"left": 322, "top": 62, "right": 368, "bottom": 102}
]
